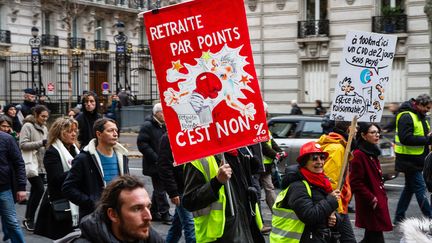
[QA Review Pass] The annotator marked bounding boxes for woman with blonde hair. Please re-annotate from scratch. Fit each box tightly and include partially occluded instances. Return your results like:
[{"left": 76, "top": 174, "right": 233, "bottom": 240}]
[{"left": 34, "top": 117, "right": 80, "bottom": 240}]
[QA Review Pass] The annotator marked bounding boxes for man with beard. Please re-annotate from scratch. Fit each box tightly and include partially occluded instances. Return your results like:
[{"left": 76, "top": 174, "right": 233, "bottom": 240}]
[{"left": 72, "top": 175, "right": 164, "bottom": 242}]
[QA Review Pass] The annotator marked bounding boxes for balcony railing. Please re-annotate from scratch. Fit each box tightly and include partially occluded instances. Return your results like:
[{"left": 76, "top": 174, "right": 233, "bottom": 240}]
[
  {"left": 41, "top": 34, "right": 59, "bottom": 47},
  {"left": 297, "top": 20, "right": 329, "bottom": 39},
  {"left": 0, "top": 30, "right": 11, "bottom": 44},
  {"left": 94, "top": 40, "right": 110, "bottom": 51},
  {"left": 68, "top": 37, "right": 86, "bottom": 49},
  {"left": 87, "top": 0, "right": 145, "bottom": 9},
  {"left": 372, "top": 15, "right": 407, "bottom": 34}
]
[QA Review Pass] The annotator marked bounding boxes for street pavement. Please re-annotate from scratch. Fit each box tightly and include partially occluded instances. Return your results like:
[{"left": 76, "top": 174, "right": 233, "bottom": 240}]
[{"left": 3, "top": 133, "right": 426, "bottom": 242}]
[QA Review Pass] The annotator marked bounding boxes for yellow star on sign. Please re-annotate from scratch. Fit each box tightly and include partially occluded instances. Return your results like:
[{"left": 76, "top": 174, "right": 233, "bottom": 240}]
[
  {"left": 201, "top": 51, "right": 212, "bottom": 61},
  {"left": 172, "top": 60, "right": 183, "bottom": 71}
]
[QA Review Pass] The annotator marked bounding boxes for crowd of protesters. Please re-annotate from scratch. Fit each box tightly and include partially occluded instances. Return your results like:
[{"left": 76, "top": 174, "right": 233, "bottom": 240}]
[{"left": 2, "top": 88, "right": 432, "bottom": 243}]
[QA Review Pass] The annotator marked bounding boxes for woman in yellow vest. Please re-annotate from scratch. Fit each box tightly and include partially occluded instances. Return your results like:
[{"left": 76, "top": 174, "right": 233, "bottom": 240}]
[{"left": 270, "top": 141, "right": 340, "bottom": 243}]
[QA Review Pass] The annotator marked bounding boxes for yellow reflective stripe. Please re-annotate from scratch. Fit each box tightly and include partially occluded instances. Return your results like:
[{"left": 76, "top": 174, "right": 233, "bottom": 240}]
[
  {"left": 192, "top": 201, "right": 223, "bottom": 217},
  {"left": 273, "top": 208, "right": 299, "bottom": 220},
  {"left": 271, "top": 226, "right": 303, "bottom": 240}
]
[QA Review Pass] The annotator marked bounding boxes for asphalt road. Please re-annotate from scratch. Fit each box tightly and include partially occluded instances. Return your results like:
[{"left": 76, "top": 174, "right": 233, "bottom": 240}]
[{"left": 2, "top": 133, "right": 426, "bottom": 242}]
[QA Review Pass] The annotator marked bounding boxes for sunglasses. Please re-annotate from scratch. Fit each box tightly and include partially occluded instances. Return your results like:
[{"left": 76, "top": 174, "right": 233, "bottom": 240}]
[{"left": 311, "top": 154, "right": 326, "bottom": 162}]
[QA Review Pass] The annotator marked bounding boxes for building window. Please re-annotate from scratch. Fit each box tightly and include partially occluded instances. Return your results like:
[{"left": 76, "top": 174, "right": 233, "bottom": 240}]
[
  {"left": 43, "top": 12, "right": 53, "bottom": 35},
  {"left": 139, "top": 26, "right": 146, "bottom": 45},
  {"left": 381, "top": 0, "right": 404, "bottom": 8},
  {"left": 386, "top": 57, "right": 406, "bottom": 102},
  {"left": 95, "top": 20, "right": 104, "bottom": 40},
  {"left": 305, "top": 0, "right": 327, "bottom": 20},
  {"left": 303, "top": 61, "right": 330, "bottom": 103}
]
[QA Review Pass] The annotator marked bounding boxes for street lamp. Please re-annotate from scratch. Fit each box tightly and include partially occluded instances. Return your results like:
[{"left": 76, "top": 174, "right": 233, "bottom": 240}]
[
  {"left": 113, "top": 21, "right": 130, "bottom": 93},
  {"left": 29, "top": 27, "right": 44, "bottom": 96}
]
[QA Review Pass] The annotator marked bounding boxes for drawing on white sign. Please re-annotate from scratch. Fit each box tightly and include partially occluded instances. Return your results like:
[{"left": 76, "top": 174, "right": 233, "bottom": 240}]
[{"left": 330, "top": 31, "right": 397, "bottom": 123}]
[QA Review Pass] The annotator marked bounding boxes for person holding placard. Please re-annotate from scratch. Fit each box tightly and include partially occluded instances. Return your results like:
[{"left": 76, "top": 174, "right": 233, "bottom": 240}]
[
  {"left": 270, "top": 141, "right": 340, "bottom": 243},
  {"left": 182, "top": 150, "right": 265, "bottom": 243},
  {"left": 393, "top": 94, "right": 432, "bottom": 224},
  {"left": 318, "top": 121, "right": 357, "bottom": 243}
]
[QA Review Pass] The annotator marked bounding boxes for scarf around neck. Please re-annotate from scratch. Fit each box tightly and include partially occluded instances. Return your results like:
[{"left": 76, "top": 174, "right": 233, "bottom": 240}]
[
  {"left": 358, "top": 140, "right": 381, "bottom": 157},
  {"left": 300, "top": 167, "right": 333, "bottom": 193},
  {"left": 52, "top": 139, "right": 80, "bottom": 226}
]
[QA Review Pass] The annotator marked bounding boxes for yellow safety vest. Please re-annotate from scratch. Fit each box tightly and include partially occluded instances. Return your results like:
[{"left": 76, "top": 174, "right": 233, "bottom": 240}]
[
  {"left": 263, "top": 139, "right": 274, "bottom": 165},
  {"left": 395, "top": 111, "right": 430, "bottom": 155},
  {"left": 190, "top": 156, "right": 264, "bottom": 242},
  {"left": 270, "top": 180, "right": 311, "bottom": 243},
  {"left": 190, "top": 156, "right": 226, "bottom": 243}
]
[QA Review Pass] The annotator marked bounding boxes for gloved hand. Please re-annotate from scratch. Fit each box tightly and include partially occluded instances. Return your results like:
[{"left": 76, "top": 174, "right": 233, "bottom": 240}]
[{"left": 275, "top": 152, "right": 287, "bottom": 160}]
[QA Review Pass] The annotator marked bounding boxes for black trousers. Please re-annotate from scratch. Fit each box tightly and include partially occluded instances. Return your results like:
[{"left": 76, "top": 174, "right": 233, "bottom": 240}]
[
  {"left": 150, "top": 176, "right": 170, "bottom": 216},
  {"left": 360, "top": 230, "right": 384, "bottom": 243},
  {"left": 26, "top": 175, "right": 44, "bottom": 221}
]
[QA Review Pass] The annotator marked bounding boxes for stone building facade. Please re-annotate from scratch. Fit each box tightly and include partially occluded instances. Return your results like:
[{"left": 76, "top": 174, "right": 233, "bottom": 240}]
[{"left": 0, "top": 0, "right": 429, "bottom": 115}]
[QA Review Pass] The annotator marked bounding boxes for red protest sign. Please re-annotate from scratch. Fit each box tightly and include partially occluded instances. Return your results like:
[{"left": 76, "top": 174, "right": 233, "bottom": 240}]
[{"left": 144, "top": 0, "right": 269, "bottom": 165}]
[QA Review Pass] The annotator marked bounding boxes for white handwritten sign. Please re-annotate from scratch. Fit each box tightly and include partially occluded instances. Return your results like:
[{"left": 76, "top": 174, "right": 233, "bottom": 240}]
[{"left": 330, "top": 31, "right": 397, "bottom": 122}]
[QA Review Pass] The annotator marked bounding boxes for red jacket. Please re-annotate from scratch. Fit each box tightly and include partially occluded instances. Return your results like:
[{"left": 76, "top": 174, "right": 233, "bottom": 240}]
[{"left": 350, "top": 149, "right": 393, "bottom": 231}]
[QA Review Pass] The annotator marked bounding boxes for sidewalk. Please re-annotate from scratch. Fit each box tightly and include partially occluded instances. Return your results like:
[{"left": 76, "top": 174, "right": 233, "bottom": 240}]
[{"left": 119, "top": 132, "right": 142, "bottom": 158}]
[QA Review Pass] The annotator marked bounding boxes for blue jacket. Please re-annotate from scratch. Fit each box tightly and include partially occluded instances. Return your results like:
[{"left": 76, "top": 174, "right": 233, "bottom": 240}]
[{"left": 0, "top": 131, "right": 26, "bottom": 194}]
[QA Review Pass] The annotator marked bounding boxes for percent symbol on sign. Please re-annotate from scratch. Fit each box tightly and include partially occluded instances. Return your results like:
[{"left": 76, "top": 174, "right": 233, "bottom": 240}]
[{"left": 254, "top": 123, "right": 266, "bottom": 136}]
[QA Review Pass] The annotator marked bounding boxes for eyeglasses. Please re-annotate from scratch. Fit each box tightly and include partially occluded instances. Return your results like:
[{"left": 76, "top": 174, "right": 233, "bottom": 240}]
[
  {"left": 368, "top": 131, "right": 380, "bottom": 135},
  {"left": 0, "top": 124, "right": 11, "bottom": 129},
  {"left": 311, "top": 154, "right": 326, "bottom": 162}
]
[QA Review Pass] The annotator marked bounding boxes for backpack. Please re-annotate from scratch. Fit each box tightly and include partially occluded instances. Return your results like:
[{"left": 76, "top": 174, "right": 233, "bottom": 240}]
[{"left": 423, "top": 152, "right": 432, "bottom": 192}]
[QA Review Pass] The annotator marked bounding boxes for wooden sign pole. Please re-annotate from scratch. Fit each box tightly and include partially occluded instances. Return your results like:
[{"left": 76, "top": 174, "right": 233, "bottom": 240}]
[{"left": 337, "top": 116, "right": 358, "bottom": 191}]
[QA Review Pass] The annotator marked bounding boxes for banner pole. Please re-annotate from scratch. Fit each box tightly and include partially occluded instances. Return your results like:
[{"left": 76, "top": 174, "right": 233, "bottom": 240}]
[
  {"left": 221, "top": 153, "right": 235, "bottom": 217},
  {"left": 337, "top": 116, "right": 358, "bottom": 191}
]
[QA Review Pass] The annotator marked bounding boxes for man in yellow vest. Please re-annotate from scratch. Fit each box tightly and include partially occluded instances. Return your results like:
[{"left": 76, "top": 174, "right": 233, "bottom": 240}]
[
  {"left": 182, "top": 150, "right": 265, "bottom": 243},
  {"left": 394, "top": 94, "right": 432, "bottom": 224}
]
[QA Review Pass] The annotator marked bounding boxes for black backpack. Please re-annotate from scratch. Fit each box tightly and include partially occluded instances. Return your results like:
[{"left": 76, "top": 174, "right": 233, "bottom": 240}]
[{"left": 423, "top": 152, "right": 432, "bottom": 192}]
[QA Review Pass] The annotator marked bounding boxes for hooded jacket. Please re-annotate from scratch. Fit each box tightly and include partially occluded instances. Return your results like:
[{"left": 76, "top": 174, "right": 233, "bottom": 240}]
[
  {"left": 395, "top": 99, "right": 432, "bottom": 172},
  {"left": 73, "top": 208, "right": 164, "bottom": 243},
  {"left": 317, "top": 132, "right": 352, "bottom": 214},
  {"left": 62, "top": 139, "right": 129, "bottom": 219},
  {"left": 279, "top": 165, "right": 339, "bottom": 243},
  {"left": 75, "top": 105, "right": 102, "bottom": 148},
  {"left": 19, "top": 115, "right": 48, "bottom": 177}
]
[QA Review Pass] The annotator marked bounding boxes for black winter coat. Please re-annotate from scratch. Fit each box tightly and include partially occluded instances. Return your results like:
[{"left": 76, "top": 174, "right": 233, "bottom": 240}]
[
  {"left": 395, "top": 99, "right": 432, "bottom": 172},
  {"left": 183, "top": 152, "right": 265, "bottom": 243},
  {"left": 62, "top": 142, "right": 129, "bottom": 219},
  {"left": 281, "top": 165, "right": 339, "bottom": 243},
  {"left": 34, "top": 145, "right": 78, "bottom": 239},
  {"left": 75, "top": 110, "right": 102, "bottom": 148},
  {"left": 158, "top": 133, "right": 184, "bottom": 198},
  {"left": 137, "top": 116, "right": 165, "bottom": 176},
  {"left": 0, "top": 131, "right": 26, "bottom": 195}
]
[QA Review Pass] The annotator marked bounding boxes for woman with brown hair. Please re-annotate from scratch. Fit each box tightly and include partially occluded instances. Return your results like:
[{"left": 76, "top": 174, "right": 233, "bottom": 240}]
[
  {"left": 19, "top": 105, "right": 49, "bottom": 231},
  {"left": 34, "top": 117, "right": 80, "bottom": 239}
]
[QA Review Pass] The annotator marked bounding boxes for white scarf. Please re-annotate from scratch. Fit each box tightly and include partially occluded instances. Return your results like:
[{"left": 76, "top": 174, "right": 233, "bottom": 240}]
[{"left": 52, "top": 139, "right": 80, "bottom": 226}]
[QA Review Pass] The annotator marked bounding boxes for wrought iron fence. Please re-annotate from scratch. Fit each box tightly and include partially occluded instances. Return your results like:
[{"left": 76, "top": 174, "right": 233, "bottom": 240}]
[
  {"left": 0, "top": 30, "right": 11, "bottom": 44},
  {"left": 372, "top": 15, "right": 407, "bottom": 34},
  {"left": 0, "top": 52, "right": 157, "bottom": 115},
  {"left": 297, "top": 20, "right": 330, "bottom": 39}
]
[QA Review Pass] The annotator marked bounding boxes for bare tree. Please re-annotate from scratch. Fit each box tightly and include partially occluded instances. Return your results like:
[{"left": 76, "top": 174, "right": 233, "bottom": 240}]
[{"left": 41, "top": 0, "right": 87, "bottom": 111}]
